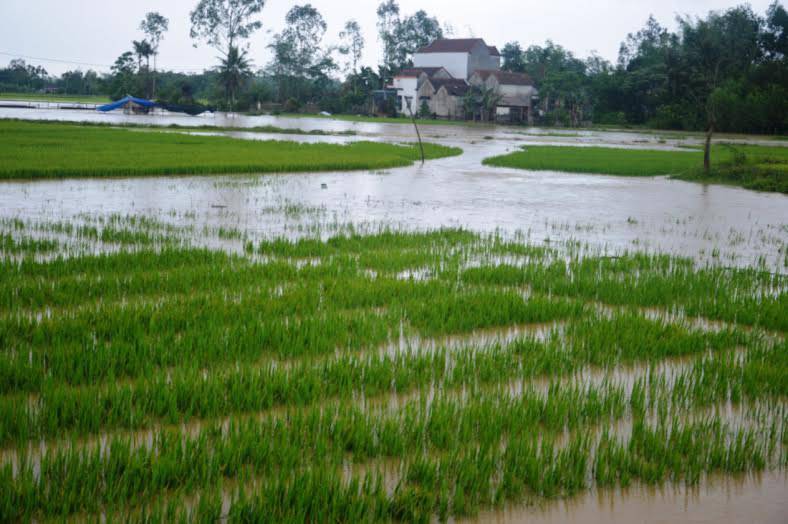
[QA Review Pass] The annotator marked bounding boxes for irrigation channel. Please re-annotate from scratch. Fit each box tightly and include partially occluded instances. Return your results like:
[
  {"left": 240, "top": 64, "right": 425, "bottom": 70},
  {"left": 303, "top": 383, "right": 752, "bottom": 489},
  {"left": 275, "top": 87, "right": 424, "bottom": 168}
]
[{"left": 0, "top": 107, "right": 787, "bottom": 522}]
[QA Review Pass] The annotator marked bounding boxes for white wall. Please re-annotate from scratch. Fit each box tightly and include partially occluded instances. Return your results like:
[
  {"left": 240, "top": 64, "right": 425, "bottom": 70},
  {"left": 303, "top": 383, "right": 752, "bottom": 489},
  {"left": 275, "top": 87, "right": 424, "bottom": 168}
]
[
  {"left": 391, "top": 77, "right": 419, "bottom": 114},
  {"left": 413, "top": 52, "right": 469, "bottom": 80},
  {"left": 500, "top": 84, "right": 538, "bottom": 102}
]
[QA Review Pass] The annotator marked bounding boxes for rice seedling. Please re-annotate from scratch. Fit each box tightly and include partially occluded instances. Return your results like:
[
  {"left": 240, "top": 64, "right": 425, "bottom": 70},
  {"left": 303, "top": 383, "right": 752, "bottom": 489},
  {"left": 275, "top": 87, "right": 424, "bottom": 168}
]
[
  {"left": 483, "top": 144, "right": 788, "bottom": 193},
  {"left": 0, "top": 120, "right": 461, "bottom": 179},
  {"left": 0, "top": 220, "right": 784, "bottom": 522}
]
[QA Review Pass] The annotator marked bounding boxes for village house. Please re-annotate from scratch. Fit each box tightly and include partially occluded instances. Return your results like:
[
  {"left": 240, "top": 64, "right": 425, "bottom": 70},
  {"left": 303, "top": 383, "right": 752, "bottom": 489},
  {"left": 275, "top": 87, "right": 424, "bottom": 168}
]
[
  {"left": 388, "top": 38, "right": 538, "bottom": 123},
  {"left": 412, "top": 39, "right": 501, "bottom": 80},
  {"left": 391, "top": 67, "right": 451, "bottom": 115},
  {"left": 416, "top": 78, "right": 470, "bottom": 119},
  {"left": 469, "top": 70, "right": 537, "bottom": 124}
]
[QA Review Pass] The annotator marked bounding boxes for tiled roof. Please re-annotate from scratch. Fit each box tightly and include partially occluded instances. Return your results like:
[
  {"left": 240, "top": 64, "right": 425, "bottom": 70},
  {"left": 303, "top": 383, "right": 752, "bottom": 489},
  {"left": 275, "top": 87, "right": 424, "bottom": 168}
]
[
  {"left": 473, "top": 70, "right": 534, "bottom": 86},
  {"left": 417, "top": 38, "right": 488, "bottom": 54},
  {"left": 488, "top": 46, "right": 501, "bottom": 57},
  {"left": 429, "top": 78, "right": 470, "bottom": 96}
]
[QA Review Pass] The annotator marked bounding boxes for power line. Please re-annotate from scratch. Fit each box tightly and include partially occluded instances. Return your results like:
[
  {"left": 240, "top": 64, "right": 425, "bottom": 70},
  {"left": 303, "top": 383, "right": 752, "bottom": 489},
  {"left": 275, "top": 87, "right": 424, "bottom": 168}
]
[{"left": 0, "top": 51, "right": 211, "bottom": 73}]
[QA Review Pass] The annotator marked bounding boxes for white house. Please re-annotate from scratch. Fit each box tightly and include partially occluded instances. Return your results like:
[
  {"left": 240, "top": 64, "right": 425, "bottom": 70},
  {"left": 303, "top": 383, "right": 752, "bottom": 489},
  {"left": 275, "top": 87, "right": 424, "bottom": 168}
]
[
  {"left": 413, "top": 39, "right": 501, "bottom": 80},
  {"left": 386, "top": 38, "right": 537, "bottom": 122},
  {"left": 390, "top": 67, "right": 451, "bottom": 115}
]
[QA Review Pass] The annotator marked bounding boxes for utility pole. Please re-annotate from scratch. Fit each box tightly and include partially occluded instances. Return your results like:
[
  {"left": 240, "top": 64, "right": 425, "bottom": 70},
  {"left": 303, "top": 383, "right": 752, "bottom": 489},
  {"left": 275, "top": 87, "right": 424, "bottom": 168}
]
[{"left": 404, "top": 96, "right": 425, "bottom": 166}]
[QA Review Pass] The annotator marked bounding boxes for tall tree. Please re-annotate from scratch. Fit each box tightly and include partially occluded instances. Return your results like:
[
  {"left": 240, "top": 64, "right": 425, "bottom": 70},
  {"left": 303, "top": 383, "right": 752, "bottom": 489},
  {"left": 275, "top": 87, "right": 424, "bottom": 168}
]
[
  {"left": 339, "top": 20, "right": 364, "bottom": 74},
  {"left": 190, "top": 0, "right": 266, "bottom": 51},
  {"left": 501, "top": 42, "right": 526, "bottom": 73},
  {"left": 110, "top": 52, "right": 138, "bottom": 99},
  {"left": 132, "top": 40, "right": 153, "bottom": 71},
  {"left": 763, "top": 1, "right": 788, "bottom": 58},
  {"left": 678, "top": 6, "right": 762, "bottom": 171},
  {"left": 140, "top": 12, "right": 169, "bottom": 98},
  {"left": 190, "top": 0, "right": 266, "bottom": 106},
  {"left": 268, "top": 4, "right": 335, "bottom": 104},
  {"left": 376, "top": 0, "right": 400, "bottom": 72},
  {"left": 392, "top": 10, "right": 443, "bottom": 68},
  {"left": 376, "top": 1, "right": 442, "bottom": 74}
]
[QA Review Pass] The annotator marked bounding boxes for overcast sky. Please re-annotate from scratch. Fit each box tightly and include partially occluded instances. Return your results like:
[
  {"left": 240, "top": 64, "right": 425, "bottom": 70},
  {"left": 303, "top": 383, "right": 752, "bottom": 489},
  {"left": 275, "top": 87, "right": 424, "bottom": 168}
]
[{"left": 0, "top": 0, "right": 777, "bottom": 75}]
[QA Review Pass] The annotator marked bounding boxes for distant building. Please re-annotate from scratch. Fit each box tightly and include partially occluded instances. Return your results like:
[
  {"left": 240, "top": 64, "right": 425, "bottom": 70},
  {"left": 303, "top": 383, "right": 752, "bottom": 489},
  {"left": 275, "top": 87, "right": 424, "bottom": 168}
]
[
  {"left": 387, "top": 38, "right": 537, "bottom": 123},
  {"left": 412, "top": 39, "right": 501, "bottom": 80},
  {"left": 469, "top": 70, "right": 538, "bottom": 124},
  {"left": 417, "top": 78, "right": 470, "bottom": 120},
  {"left": 391, "top": 67, "right": 451, "bottom": 115}
]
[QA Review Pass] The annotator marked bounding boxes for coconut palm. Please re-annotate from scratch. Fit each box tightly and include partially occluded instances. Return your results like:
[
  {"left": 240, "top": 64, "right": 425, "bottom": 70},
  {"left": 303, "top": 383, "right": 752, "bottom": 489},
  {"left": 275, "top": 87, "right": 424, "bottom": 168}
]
[
  {"left": 216, "top": 45, "right": 252, "bottom": 111},
  {"left": 132, "top": 40, "right": 153, "bottom": 71}
]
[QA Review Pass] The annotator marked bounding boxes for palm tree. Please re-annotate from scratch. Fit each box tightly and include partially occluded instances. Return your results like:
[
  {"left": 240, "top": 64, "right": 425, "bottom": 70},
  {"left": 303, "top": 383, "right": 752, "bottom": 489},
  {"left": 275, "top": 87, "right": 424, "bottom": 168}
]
[
  {"left": 463, "top": 85, "right": 503, "bottom": 122},
  {"left": 217, "top": 46, "right": 252, "bottom": 111},
  {"left": 132, "top": 40, "right": 153, "bottom": 71},
  {"left": 480, "top": 86, "right": 503, "bottom": 123}
]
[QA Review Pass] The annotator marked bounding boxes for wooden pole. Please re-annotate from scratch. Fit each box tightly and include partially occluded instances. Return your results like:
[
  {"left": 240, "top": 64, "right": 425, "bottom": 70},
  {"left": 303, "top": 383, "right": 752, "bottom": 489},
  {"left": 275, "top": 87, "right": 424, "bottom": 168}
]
[{"left": 405, "top": 97, "right": 425, "bottom": 166}]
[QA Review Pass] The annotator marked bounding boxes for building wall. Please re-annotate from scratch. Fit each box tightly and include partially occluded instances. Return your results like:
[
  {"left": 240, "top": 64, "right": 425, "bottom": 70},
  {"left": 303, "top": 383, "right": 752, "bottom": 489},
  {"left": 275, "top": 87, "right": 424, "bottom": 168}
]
[
  {"left": 392, "top": 77, "right": 417, "bottom": 114},
  {"left": 414, "top": 52, "right": 469, "bottom": 80},
  {"left": 430, "top": 88, "right": 465, "bottom": 119},
  {"left": 499, "top": 84, "right": 538, "bottom": 106},
  {"left": 416, "top": 80, "right": 436, "bottom": 110},
  {"left": 467, "top": 42, "right": 500, "bottom": 76},
  {"left": 469, "top": 74, "right": 538, "bottom": 107}
]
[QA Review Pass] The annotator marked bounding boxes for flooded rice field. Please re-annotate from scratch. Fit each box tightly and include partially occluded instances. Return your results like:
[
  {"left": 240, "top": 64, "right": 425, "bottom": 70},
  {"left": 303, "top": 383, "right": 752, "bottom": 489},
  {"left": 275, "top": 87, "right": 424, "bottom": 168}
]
[
  {"left": 1, "top": 108, "right": 787, "bottom": 272},
  {"left": 1, "top": 108, "right": 787, "bottom": 522}
]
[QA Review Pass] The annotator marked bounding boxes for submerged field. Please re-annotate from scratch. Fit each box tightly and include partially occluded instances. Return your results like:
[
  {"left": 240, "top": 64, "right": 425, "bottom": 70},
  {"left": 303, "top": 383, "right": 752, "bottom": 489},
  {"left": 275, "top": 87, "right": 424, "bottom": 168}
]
[
  {"left": 0, "top": 120, "right": 460, "bottom": 179},
  {"left": 0, "top": 215, "right": 785, "bottom": 522},
  {"left": 484, "top": 144, "right": 788, "bottom": 193}
]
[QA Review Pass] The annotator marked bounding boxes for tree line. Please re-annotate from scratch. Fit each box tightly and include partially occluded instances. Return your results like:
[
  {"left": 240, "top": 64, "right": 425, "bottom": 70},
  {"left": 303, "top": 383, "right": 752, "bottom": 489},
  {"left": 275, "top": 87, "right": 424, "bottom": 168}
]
[{"left": 1, "top": 0, "right": 785, "bottom": 135}]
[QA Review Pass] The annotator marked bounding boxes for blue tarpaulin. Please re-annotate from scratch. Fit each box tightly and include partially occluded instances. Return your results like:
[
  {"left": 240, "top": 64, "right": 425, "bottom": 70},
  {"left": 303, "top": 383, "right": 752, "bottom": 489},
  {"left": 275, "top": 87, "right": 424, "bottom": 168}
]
[{"left": 97, "top": 96, "right": 157, "bottom": 112}]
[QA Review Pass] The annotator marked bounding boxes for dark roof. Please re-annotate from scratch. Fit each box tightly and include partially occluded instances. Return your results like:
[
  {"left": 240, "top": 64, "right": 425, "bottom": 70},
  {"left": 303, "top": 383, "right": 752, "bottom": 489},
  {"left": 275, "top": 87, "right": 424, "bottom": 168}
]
[
  {"left": 473, "top": 70, "right": 534, "bottom": 86},
  {"left": 488, "top": 46, "right": 501, "bottom": 57},
  {"left": 395, "top": 67, "right": 446, "bottom": 78},
  {"left": 417, "top": 38, "right": 489, "bottom": 54},
  {"left": 429, "top": 78, "right": 470, "bottom": 96}
]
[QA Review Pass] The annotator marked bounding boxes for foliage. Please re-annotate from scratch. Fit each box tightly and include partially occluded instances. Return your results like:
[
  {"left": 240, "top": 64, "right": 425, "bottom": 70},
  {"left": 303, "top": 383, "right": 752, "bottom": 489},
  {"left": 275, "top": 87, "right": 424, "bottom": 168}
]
[
  {"left": 499, "top": 3, "right": 787, "bottom": 134},
  {"left": 338, "top": 20, "right": 365, "bottom": 74},
  {"left": 216, "top": 45, "right": 252, "bottom": 110},
  {"left": 267, "top": 4, "right": 336, "bottom": 104},
  {"left": 189, "top": 0, "right": 266, "bottom": 52},
  {"left": 376, "top": 0, "right": 443, "bottom": 76}
]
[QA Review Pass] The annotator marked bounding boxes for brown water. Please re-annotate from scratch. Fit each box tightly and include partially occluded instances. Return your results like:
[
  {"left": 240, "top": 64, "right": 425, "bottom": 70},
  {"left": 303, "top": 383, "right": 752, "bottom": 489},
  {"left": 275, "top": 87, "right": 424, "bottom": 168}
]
[{"left": 466, "top": 473, "right": 788, "bottom": 524}]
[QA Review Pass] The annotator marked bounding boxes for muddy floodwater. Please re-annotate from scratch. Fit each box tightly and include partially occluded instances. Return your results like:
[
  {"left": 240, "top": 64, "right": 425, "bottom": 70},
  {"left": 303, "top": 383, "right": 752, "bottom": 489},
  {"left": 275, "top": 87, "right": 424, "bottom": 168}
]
[
  {"left": 468, "top": 473, "right": 788, "bottom": 524},
  {"left": 2, "top": 108, "right": 787, "bottom": 270}
]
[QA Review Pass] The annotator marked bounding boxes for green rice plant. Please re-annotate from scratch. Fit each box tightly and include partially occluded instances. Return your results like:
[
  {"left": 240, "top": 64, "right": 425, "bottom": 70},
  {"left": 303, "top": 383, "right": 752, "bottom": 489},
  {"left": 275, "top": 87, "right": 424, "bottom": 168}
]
[
  {"left": 483, "top": 144, "right": 788, "bottom": 193},
  {"left": 0, "top": 120, "right": 461, "bottom": 179},
  {"left": 0, "top": 222, "right": 785, "bottom": 522}
]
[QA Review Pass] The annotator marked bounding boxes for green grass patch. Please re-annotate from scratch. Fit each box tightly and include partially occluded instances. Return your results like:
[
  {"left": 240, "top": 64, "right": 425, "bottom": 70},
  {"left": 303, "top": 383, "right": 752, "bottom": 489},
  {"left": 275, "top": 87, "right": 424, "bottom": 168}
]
[
  {"left": 0, "top": 120, "right": 461, "bottom": 179},
  {"left": 483, "top": 144, "right": 788, "bottom": 193}
]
